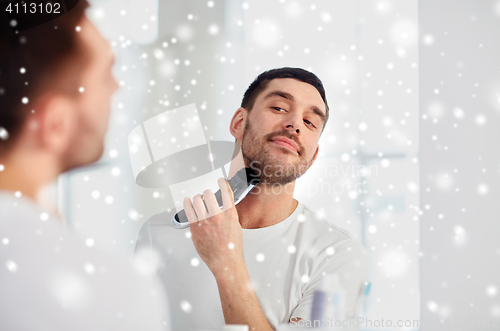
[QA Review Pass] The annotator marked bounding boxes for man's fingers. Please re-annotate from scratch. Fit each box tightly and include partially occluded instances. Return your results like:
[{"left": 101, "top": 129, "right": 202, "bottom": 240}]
[
  {"left": 192, "top": 194, "right": 208, "bottom": 221},
  {"left": 218, "top": 177, "right": 234, "bottom": 210},
  {"left": 183, "top": 197, "right": 198, "bottom": 224},
  {"left": 202, "top": 189, "right": 220, "bottom": 216}
]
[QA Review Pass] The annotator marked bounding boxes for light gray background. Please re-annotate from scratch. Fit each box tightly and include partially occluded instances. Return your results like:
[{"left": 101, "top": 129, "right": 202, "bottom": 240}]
[{"left": 419, "top": 1, "right": 500, "bottom": 330}]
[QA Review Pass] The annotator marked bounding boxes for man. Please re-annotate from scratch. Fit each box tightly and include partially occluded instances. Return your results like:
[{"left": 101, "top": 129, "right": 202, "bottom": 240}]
[
  {"left": 135, "top": 68, "right": 367, "bottom": 330},
  {"left": 0, "top": 2, "right": 170, "bottom": 330}
]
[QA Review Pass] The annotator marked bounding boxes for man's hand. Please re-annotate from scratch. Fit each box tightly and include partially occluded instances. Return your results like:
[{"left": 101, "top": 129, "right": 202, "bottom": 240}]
[
  {"left": 183, "top": 178, "right": 244, "bottom": 276},
  {"left": 182, "top": 177, "right": 274, "bottom": 330}
]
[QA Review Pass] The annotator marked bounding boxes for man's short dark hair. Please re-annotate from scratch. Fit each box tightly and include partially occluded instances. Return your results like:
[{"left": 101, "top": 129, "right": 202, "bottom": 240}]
[
  {"left": 0, "top": 0, "right": 89, "bottom": 154},
  {"left": 241, "top": 67, "right": 329, "bottom": 131}
]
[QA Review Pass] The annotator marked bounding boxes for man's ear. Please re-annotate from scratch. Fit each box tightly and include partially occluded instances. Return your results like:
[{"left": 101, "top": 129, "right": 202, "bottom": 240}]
[
  {"left": 229, "top": 107, "right": 247, "bottom": 143},
  {"left": 36, "top": 94, "right": 76, "bottom": 154}
]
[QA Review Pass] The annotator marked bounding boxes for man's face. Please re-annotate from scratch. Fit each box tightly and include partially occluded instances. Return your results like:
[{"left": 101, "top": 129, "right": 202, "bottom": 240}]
[
  {"left": 63, "top": 16, "right": 118, "bottom": 170},
  {"left": 241, "top": 78, "right": 326, "bottom": 185}
]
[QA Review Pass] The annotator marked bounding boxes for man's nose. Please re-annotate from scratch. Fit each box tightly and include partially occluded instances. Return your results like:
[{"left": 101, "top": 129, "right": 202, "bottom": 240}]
[{"left": 282, "top": 112, "right": 301, "bottom": 134}]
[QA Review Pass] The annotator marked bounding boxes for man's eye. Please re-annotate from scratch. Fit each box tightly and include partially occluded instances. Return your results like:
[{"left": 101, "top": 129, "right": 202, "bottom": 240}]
[
  {"left": 273, "top": 107, "right": 286, "bottom": 112},
  {"left": 304, "top": 119, "right": 316, "bottom": 127}
]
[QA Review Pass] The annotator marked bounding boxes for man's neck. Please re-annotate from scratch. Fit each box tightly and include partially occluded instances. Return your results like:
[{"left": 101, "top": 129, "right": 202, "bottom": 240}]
[
  {"left": 235, "top": 181, "right": 298, "bottom": 229},
  {"left": 0, "top": 150, "right": 57, "bottom": 201}
]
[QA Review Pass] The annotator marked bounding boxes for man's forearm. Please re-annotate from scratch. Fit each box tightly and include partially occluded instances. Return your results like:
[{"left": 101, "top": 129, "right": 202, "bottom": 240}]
[{"left": 215, "top": 259, "right": 273, "bottom": 331}]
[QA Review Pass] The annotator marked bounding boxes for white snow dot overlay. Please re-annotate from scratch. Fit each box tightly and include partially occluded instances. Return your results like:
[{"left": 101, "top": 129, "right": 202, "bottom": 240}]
[
  {"left": 478, "top": 184, "right": 489, "bottom": 195},
  {"left": 180, "top": 300, "right": 192, "bottom": 313},
  {"left": 256, "top": 253, "right": 265, "bottom": 262},
  {"left": 84, "top": 263, "right": 96, "bottom": 275},
  {"left": 0, "top": 128, "right": 9, "bottom": 140},
  {"left": 423, "top": 34, "right": 434, "bottom": 45},
  {"left": 190, "top": 258, "right": 199, "bottom": 267},
  {"left": 487, "top": 285, "right": 498, "bottom": 297},
  {"left": 208, "top": 24, "right": 219, "bottom": 35},
  {"left": 427, "top": 300, "right": 438, "bottom": 313},
  {"left": 128, "top": 210, "right": 140, "bottom": 221},
  {"left": 85, "top": 238, "right": 95, "bottom": 247},
  {"left": 6, "top": 260, "right": 18, "bottom": 273}
]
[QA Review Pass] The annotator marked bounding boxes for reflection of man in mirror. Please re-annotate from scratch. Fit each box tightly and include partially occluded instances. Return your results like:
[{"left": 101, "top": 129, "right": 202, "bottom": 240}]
[
  {"left": 0, "top": 2, "right": 170, "bottom": 330},
  {"left": 136, "top": 68, "right": 367, "bottom": 330}
]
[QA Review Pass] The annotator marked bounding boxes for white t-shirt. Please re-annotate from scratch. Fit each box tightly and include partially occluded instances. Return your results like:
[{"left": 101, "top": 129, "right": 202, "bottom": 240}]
[
  {"left": 135, "top": 201, "right": 367, "bottom": 330},
  {"left": 0, "top": 191, "right": 171, "bottom": 331}
]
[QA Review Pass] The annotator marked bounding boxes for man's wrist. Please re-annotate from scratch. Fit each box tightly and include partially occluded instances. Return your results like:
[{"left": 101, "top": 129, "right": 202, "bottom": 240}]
[{"left": 212, "top": 257, "right": 248, "bottom": 283}]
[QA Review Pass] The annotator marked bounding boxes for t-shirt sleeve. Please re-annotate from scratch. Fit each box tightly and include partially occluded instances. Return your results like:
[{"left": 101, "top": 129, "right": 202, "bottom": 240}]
[{"left": 291, "top": 238, "right": 368, "bottom": 322}]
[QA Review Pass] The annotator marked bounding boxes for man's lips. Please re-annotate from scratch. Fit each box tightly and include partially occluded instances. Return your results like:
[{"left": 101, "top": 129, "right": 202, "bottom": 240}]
[{"left": 270, "top": 137, "right": 299, "bottom": 154}]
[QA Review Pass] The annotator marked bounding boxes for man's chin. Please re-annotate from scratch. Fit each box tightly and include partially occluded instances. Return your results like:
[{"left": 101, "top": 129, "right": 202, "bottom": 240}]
[{"left": 62, "top": 145, "right": 104, "bottom": 172}]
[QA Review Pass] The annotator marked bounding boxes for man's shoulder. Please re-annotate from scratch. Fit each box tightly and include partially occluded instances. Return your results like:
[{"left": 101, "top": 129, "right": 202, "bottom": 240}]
[
  {"left": 0, "top": 192, "right": 66, "bottom": 242},
  {"left": 0, "top": 191, "right": 167, "bottom": 292},
  {"left": 299, "top": 203, "right": 354, "bottom": 238},
  {"left": 0, "top": 192, "right": 155, "bottom": 279},
  {"left": 298, "top": 202, "right": 364, "bottom": 250},
  {"left": 0, "top": 196, "right": 170, "bottom": 330}
]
